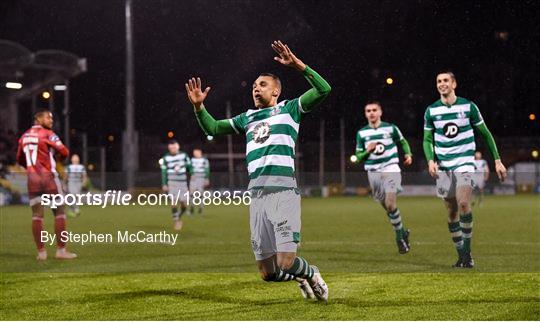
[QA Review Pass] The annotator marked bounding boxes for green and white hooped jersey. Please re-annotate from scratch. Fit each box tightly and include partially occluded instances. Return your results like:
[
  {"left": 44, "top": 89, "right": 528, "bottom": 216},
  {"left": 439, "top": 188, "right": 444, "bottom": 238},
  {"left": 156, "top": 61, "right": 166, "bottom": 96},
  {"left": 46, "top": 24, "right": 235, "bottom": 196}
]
[
  {"left": 191, "top": 157, "right": 209, "bottom": 179},
  {"left": 230, "top": 98, "right": 306, "bottom": 190},
  {"left": 67, "top": 164, "right": 86, "bottom": 184},
  {"left": 424, "top": 97, "right": 484, "bottom": 171},
  {"left": 160, "top": 152, "right": 191, "bottom": 182},
  {"left": 356, "top": 122, "right": 404, "bottom": 171}
]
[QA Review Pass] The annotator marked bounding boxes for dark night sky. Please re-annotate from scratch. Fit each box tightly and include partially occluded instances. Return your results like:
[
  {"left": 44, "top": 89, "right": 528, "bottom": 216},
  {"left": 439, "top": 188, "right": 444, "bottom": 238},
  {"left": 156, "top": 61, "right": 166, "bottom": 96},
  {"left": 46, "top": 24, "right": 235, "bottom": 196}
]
[{"left": 1, "top": 0, "right": 539, "bottom": 169}]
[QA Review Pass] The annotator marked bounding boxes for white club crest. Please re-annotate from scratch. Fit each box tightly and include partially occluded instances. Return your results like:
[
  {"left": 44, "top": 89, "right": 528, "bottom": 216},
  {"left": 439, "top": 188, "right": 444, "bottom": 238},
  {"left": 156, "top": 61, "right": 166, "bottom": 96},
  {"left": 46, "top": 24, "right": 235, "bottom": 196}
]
[{"left": 270, "top": 106, "right": 281, "bottom": 116}]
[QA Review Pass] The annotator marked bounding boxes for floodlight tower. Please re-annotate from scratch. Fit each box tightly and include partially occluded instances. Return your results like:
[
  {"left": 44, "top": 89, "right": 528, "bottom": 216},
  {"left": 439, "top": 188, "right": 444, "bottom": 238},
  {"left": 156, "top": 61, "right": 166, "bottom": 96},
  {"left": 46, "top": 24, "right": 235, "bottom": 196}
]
[{"left": 123, "top": 0, "right": 138, "bottom": 191}]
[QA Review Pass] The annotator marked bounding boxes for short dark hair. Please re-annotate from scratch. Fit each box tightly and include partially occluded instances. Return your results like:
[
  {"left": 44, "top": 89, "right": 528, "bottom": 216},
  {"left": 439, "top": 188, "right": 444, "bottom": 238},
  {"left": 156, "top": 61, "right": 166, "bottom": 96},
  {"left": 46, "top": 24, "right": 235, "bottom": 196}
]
[
  {"left": 437, "top": 70, "right": 456, "bottom": 80},
  {"left": 258, "top": 73, "right": 281, "bottom": 91},
  {"left": 365, "top": 100, "right": 382, "bottom": 109},
  {"left": 168, "top": 139, "right": 179, "bottom": 145},
  {"left": 34, "top": 109, "right": 51, "bottom": 121}
]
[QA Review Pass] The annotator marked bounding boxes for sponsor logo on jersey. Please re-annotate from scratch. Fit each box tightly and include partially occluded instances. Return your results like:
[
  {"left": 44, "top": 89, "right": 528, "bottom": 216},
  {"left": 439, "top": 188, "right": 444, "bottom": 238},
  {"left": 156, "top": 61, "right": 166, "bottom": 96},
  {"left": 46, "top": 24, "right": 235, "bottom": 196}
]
[
  {"left": 253, "top": 122, "right": 271, "bottom": 144},
  {"left": 443, "top": 122, "right": 459, "bottom": 138},
  {"left": 374, "top": 142, "right": 386, "bottom": 155}
]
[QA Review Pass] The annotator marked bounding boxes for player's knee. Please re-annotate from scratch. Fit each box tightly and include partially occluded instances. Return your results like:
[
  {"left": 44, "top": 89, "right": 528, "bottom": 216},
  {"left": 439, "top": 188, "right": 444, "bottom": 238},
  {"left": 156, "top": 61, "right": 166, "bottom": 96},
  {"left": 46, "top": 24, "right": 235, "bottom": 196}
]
[
  {"left": 276, "top": 254, "right": 295, "bottom": 271},
  {"left": 458, "top": 200, "right": 470, "bottom": 213},
  {"left": 447, "top": 209, "right": 459, "bottom": 221},
  {"left": 277, "top": 260, "right": 294, "bottom": 271},
  {"left": 385, "top": 202, "right": 397, "bottom": 213}
]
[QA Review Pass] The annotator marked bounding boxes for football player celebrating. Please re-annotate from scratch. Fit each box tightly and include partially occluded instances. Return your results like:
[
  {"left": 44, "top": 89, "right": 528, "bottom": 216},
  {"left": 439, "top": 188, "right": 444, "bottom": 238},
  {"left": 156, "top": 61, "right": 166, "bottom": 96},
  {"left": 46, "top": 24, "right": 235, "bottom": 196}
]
[{"left": 185, "top": 41, "right": 331, "bottom": 301}]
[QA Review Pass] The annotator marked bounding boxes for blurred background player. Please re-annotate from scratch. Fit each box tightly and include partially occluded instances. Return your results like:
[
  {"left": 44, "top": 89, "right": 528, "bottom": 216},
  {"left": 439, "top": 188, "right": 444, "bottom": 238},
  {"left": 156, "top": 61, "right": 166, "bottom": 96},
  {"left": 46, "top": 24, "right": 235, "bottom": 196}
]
[
  {"left": 16, "top": 110, "right": 77, "bottom": 260},
  {"left": 473, "top": 151, "right": 489, "bottom": 206},
  {"left": 160, "top": 139, "right": 192, "bottom": 230},
  {"left": 354, "top": 101, "right": 413, "bottom": 254},
  {"left": 189, "top": 148, "right": 210, "bottom": 215},
  {"left": 186, "top": 40, "right": 330, "bottom": 302},
  {"left": 65, "top": 154, "right": 87, "bottom": 217},
  {"left": 423, "top": 71, "right": 507, "bottom": 268}
]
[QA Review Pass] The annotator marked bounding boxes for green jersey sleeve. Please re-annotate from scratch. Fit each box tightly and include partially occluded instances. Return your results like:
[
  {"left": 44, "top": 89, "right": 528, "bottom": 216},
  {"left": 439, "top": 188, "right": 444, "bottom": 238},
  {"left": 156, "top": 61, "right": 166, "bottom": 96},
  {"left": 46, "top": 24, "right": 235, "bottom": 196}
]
[
  {"left": 470, "top": 102, "right": 485, "bottom": 127},
  {"left": 195, "top": 108, "right": 237, "bottom": 136},
  {"left": 185, "top": 153, "right": 193, "bottom": 174},
  {"left": 230, "top": 112, "right": 248, "bottom": 134},
  {"left": 392, "top": 125, "right": 411, "bottom": 156},
  {"left": 159, "top": 157, "right": 168, "bottom": 185},
  {"left": 392, "top": 124, "right": 405, "bottom": 141},
  {"left": 283, "top": 98, "right": 302, "bottom": 124},
  {"left": 423, "top": 108, "right": 434, "bottom": 131},
  {"left": 298, "top": 66, "right": 331, "bottom": 113},
  {"left": 355, "top": 131, "right": 365, "bottom": 152}
]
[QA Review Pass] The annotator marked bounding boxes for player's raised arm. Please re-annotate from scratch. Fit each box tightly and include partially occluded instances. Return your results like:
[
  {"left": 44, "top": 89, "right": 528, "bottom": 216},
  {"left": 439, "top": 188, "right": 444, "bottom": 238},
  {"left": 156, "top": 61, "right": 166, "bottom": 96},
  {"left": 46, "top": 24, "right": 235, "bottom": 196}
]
[
  {"left": 271, "top": 40, "right": 331, "bottom": 112},
  {"left": 185, "top": 77, "right": 237, "bottom": 136}
]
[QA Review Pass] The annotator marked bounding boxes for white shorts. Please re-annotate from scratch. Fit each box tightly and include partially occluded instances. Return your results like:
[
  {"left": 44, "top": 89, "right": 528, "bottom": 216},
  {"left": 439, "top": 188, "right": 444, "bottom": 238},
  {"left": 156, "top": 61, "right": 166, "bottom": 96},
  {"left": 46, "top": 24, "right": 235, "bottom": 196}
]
[
  {"left": 168, "top": 181, "right": 188, "bottom": 203},
  {"left": 474, "top": 173, "right": 486, "bottom": 190},
  {"left": 250, "top": 189, "right": 301, "bottom": 260},
  {"left": 436, "top": 170, "right": 474, "bottom": 199},
  {"left": 189, "top": 177, "right": 205, "bottom": 193},
  {"left": 368, "top": 171, "right": 402, "bottom": 202},
  {"left": 67, "top": 183, "right": 82, "bottom": 195}
]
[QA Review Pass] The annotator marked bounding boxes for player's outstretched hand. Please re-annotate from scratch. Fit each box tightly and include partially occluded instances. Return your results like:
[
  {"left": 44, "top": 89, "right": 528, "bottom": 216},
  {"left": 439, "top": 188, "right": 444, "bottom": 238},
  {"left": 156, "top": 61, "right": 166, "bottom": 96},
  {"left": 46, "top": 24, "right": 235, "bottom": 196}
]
[
  {"left": 185, "top": 77, "right": 211, "bottom": 111},
  {"left": 403, "top": 154, "right": 413, "bottom": 166},
  {"left": 495, "top": 160, "right": 507, "bottom": 182},
  {"left": 428, "top": 160, "right": 439, "bottom": 179},
  {"left": 271, "top": 40, "right": 306, "bottom": 71}
]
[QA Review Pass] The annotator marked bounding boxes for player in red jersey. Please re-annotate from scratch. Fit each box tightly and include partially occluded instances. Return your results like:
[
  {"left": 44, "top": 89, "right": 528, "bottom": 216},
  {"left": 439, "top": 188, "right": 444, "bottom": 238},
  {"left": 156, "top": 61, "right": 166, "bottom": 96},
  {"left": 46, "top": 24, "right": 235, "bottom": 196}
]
[{"left": 17, "top": 110, "right": 77, "bottom": 261}]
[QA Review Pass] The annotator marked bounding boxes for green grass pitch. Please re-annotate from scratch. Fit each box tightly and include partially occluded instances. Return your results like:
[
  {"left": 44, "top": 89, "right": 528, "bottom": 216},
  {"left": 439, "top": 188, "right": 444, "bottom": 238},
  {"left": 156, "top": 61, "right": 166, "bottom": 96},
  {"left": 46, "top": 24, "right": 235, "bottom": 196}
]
[{"left": 1, "top": 195, "right": 539, "bottom": 320}]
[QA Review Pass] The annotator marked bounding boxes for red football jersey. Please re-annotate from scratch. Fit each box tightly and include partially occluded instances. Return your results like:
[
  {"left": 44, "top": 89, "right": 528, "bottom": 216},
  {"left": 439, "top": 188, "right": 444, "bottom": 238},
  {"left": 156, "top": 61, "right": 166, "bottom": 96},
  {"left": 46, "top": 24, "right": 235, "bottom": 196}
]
[{"left": 17, "top": 125, "right": 69, "bottom": 174}]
